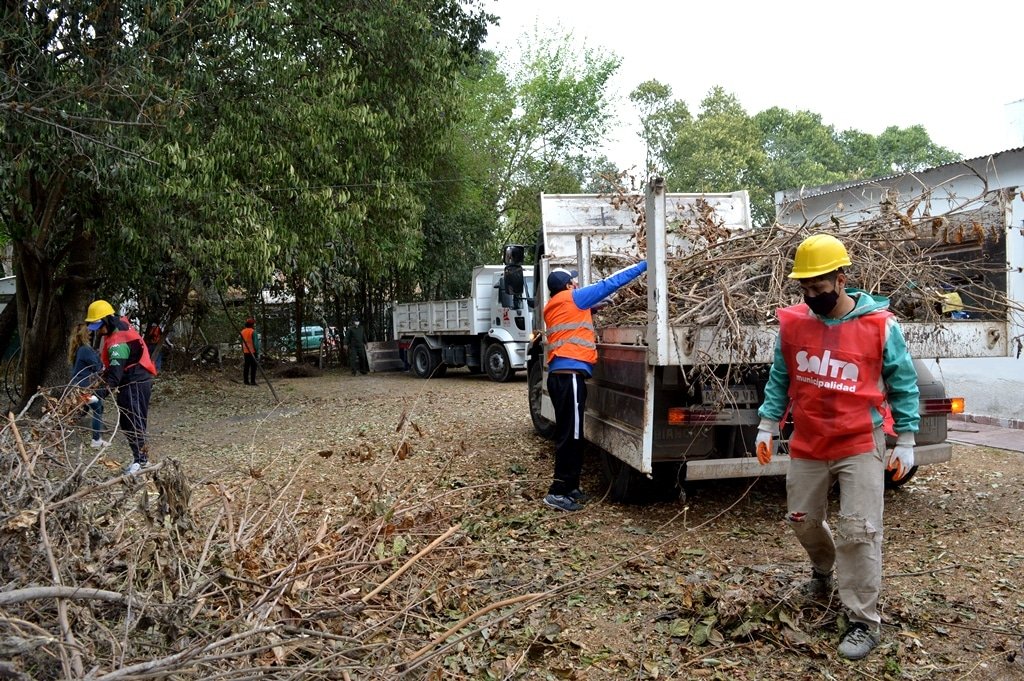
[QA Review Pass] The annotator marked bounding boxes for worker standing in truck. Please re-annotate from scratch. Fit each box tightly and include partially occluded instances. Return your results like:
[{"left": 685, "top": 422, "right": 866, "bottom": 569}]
[
  {"left": 542, "top": 260, "right": 648, "bottom": 512},
  {"left": 755, "top": 234, "right": 920, "bottom": 660}
]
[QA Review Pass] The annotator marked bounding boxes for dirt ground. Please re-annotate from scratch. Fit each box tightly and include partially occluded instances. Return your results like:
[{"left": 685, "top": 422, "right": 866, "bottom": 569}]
[{"left": 132, "top": 364, "right": 1024, "bottom": 680}]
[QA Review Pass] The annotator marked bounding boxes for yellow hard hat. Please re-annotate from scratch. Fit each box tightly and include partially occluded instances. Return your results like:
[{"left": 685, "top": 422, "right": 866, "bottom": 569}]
[
  {"left": 789, "top": 234, "right": 852, "bottom": 279},
  {"left": 85, "top": 299, "right": 115, "bottom": 323}
]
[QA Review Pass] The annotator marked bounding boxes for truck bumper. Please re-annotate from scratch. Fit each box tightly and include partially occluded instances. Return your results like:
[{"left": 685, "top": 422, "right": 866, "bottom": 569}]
[{"left": 682, "top": 443, "right": 953, "bottom": 481}]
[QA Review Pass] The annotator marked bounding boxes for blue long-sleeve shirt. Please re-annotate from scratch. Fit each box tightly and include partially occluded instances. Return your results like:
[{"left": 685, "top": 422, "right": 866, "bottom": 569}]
[
  {"left": 71, "top": 345, "right": 102, "bottom": 388},
  {"left": 547, "top": 260, "right": 648, "bottom": 376}
]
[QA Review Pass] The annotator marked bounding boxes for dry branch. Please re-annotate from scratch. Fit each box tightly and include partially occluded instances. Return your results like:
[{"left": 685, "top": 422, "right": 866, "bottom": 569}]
[{"left": 589, "top": 181, "right": 1021, "bottom": 358}]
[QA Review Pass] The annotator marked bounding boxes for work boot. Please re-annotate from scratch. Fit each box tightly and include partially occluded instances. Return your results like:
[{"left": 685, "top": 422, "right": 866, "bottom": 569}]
[
  {"left": 800, "top": 568, "right": 834, "bottom": 599},
  {"left": 837, "top": 622, "right": 880, "bottom": 660}
]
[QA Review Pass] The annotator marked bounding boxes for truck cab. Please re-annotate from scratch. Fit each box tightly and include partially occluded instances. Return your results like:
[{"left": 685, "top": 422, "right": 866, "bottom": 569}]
[{"left": 394, "top": 246, "right": 535, "bottom": 382}]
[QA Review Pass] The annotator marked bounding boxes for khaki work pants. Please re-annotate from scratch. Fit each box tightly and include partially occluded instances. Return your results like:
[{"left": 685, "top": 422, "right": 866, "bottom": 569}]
[{"left": 786, "top": 428, "right": 886, "bottom": 630}]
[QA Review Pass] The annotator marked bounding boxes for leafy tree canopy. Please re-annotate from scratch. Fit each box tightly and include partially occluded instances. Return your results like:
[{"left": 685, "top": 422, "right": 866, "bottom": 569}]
[
  {"left": 0, "top": 0, "right": 493, "bottom": 397},
  {"left": 632, "top": 81, "right": 962, "bottom": 225},
  {"left": 460, "top": 33, "right": 621, "bottom": 248}
]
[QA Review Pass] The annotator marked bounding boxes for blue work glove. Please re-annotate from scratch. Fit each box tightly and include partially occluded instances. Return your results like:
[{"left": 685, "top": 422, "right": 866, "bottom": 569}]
[{"left": 887, "top": 432, "right": 916, "bottom": 478}]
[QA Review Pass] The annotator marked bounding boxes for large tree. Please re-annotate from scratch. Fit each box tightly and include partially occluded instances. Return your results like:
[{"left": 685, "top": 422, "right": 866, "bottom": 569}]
[
  {"left": 461, "top": 34, "right": 621, "bottom": 248},
  {"left": 1, "top": 1, "right": 492, "bottom": 397}
]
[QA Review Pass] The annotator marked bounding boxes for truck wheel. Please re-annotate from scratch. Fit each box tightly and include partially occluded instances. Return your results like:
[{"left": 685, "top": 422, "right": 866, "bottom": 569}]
[
  {"left": 411, "top": 344, "right": 441, "bottom": 379},
  {"left": 600, "top": 450, "right": 649, "bottom": 503},
  {"left": 600, "top": 452, "right": 680, "bottom": 504},
  {"left": 884, "top": 464, "right": 918, "bottom": 489},
  {"left": 528, "top": 361, "right": 556, "bottom": 439},
  {"left": 484, "top": 343, "right": 513, "bottom": 382}
]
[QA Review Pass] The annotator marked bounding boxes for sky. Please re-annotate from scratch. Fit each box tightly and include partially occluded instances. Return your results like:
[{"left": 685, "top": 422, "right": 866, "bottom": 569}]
[{"left": 482, "top": 0, "right": 1024, "bottom": 172}]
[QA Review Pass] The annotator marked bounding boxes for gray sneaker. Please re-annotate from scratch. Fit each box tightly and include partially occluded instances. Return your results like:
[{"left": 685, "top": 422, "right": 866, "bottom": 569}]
[
  {"left": 543, "top": 494, "right": 583, "bottom": 512},
  {"left": 838, "top": 622, "right": 880, "bottom": 660}
]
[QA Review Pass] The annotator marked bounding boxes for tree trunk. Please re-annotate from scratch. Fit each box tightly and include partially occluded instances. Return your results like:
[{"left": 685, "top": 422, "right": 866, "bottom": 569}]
[{"left": 12, "top": 229, "right": 96, "bottom": 410}]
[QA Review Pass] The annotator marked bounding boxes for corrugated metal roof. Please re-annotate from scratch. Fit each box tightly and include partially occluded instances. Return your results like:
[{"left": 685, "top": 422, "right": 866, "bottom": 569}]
[{"left": 779, "top": 145, "right": 1024, "bottom": 200}]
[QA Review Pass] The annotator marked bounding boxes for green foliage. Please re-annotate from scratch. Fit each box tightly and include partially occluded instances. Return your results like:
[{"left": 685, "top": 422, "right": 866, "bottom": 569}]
[
  {"left": 461, "top": 34, "right": 622, "bottom": 247},
  {"left": 1, "top": 0, "right": 494, "bottom": 381},
  {"left": 632, "top": 83, "right": 962, "bottom": 225},
  {"left": 630, "top": 80, "right": 692, "bottom": 176}
]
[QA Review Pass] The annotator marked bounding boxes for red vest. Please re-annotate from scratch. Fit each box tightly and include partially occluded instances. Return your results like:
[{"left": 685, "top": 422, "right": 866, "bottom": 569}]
[
  {"left": 101, "top": 325, "right": 158, "bottom": 376},
  {"left": 778, "top": 303, "right": 890, "bottom": 460},
  {"left": 544, "top": 290, "right": 598, "bottom": 364},
  {"left": 240, "top": 327, "right": 256, "bottom": 354}
]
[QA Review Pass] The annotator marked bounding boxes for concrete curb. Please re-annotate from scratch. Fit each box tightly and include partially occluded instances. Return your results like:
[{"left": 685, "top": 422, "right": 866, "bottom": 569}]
[{"left": 951, "top": 413, "right": 1024, "bottom": 431}]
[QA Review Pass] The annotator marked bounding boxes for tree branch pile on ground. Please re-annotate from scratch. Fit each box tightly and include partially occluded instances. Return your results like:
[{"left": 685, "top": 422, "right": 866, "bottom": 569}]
[
  {"left": 1, "top": 384, "right": 938, "bottom": 679},
  {"left": 1, "top": 387, "right": 584, "bottom": 679}
]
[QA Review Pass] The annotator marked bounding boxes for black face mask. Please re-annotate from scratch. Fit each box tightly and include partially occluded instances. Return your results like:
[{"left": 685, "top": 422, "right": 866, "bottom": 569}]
[{"left": 804, "top": 289, "right": 840, "bottom": 316}]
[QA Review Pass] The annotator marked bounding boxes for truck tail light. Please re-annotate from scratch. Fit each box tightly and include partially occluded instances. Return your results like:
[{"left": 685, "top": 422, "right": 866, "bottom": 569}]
[
  {"left": 921, "top": 397, "right": 965, "bottom": 415},
  {"left": 667, "top": 407, "right": 721, "bottom": 424}
]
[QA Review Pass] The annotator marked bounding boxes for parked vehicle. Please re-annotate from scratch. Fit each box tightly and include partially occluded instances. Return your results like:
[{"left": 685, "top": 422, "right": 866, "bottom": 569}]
[
  {"left": 528, "top": 178, "right": 1017, "bottom": 502},
  {"left": 279, "top": 325, "right": 325, "bottom": 353},
  {"left": 393, "top": 245, "right": 534, "bottom": 382}
]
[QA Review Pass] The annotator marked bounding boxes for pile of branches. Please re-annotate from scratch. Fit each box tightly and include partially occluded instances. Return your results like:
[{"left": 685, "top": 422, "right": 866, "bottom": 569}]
[
  {"left": 0, "top": 389, "right": 561, "bottom": 679},
  {"left": 593, "top": 183, "right": 1017, "bottom": 332}
]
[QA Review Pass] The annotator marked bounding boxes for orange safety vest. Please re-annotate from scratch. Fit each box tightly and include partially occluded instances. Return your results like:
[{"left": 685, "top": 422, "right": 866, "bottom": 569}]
[
  {"left": 778, "top": 303, "right": 890, "bottom": 460},
  {"left": 240, "top": 327, "right": 256, "bottom": 355},
  {"left": 101, "top": 325, "right": 158, "bottom": 376},
  {"left": 544, "top": 290, "right": 598, "bottom": 365}
]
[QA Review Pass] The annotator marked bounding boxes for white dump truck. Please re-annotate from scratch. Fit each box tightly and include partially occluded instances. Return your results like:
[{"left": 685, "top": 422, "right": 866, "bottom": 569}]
[
  {"left": 528, "top": 177, "right": 1019, "bottom": 501},
  {"left": 394, "top": 245, "right": 534, "bottom": 382}
]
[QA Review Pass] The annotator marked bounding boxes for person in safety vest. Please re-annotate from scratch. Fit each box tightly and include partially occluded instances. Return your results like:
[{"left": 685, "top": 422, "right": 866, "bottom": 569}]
[
  {"left": 542, "top": 260, "right": 648, "bottom": 512},
  {"left": 84, "top": 299, "right": 158, "bottom": 475},
  {"left": 755, "top": 234, "right": 919, "bottom": 661},
  {"left": 240, "top": 317, "right": 260, "bottom": 385}
]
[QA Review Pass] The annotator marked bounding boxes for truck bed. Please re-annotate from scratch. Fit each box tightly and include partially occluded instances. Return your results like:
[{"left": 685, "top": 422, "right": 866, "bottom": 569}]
[
  {"left": 394, "top": 299, "right": 474, "bottom": 336},
  {"left": 599, "top": 319, "right": 1011, "bottom": 363}
]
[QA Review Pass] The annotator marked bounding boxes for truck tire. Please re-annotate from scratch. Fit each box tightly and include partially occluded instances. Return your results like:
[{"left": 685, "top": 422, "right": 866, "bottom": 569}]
[
  {"left": 411, "top": 344, "right": 442, "bottom": 379},
  {"left": 484, "top": 343, "right": 513, "bottom": 382},
  {"left": 884, "top": 464, "right": 918, "bottom": 489},
  {"left": 528, "top": 361, "right": 557, "bottom": 439},
  {"left": 600, "top": 451, "right": 681, "bottom": 504}
]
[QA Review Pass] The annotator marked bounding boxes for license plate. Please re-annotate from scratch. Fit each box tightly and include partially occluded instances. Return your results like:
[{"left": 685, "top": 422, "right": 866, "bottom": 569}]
[{"left": 702, "top": 384, "right": 758, "bottom": 406}]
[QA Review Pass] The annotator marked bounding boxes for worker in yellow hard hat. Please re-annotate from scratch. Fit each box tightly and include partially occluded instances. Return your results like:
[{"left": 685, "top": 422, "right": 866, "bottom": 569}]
[
  {"left": 84, "top": 300, "right": 158, "bottom": 475},
  {"left": 754, "top": 234, "right": 920, "bottom": 660}
]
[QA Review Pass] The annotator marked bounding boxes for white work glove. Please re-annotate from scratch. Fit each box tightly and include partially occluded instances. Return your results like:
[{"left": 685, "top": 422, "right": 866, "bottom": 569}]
[
  {"left": 755, "top": 419, "right": 780, "bottom": 465},
  {"left": 887, "top": 432, "right": 916, "bottom": 478},
  {"left": 86, "top": 395, "right": 100, "bottom": 405}
]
